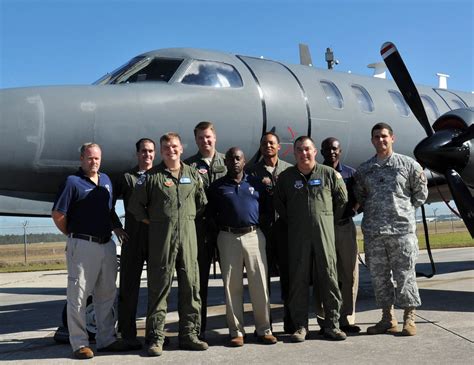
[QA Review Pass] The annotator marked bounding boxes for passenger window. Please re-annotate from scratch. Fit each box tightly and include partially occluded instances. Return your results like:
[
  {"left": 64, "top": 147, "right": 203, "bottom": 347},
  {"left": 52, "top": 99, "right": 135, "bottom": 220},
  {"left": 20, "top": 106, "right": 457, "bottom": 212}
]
[
  {"left": 114, "top": 57, "right": 183, "bottom": 84},
  {"left": 320, "top": 80, "right": 344, "bottom": 109},
  {"left": 388, "top": 90, "right": 410, "bottom": 116},
  {"left": 420, "top": 95, "right": 440, "bottom": 120},
  {"left": 351, "top": 84, "right": 374, "bottom": 112},
  {"left": 180, "top": 60, "right": 243, "bottom": 88}
]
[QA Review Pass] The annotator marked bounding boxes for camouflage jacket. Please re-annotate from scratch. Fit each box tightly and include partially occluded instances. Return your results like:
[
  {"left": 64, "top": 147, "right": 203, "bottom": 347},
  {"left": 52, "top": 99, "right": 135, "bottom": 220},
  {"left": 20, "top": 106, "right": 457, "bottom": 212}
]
[{"left": 354, "top": 152, "right": 428, "bottom": 236}]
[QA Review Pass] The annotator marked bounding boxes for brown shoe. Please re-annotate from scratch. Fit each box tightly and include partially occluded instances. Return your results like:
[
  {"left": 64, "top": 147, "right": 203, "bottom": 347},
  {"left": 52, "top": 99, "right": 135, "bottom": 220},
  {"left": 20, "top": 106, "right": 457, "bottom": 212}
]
[
  {"left": 73, "top": 346, "right": 94, "bottom": 359},
  {"left": 229, "top": 336, "right": 244, "bottom": 347},
  {"left": 258, "top": 334, "right": 277, "bottom": 344}
]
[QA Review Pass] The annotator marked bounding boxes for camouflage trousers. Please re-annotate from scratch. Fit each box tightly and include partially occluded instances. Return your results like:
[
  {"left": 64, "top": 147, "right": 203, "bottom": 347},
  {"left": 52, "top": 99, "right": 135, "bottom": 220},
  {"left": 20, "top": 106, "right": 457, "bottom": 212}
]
[{"left": 364, "top": 233, "right": 421, "bottom": 308}]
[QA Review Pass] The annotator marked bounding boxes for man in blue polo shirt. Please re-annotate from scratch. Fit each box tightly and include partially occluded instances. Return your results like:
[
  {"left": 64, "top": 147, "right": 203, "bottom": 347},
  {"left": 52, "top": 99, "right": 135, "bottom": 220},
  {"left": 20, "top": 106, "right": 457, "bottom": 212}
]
[
  {"left": 207, "top": 147, "right": 277, "bottom": 347},
  {"left": 52, "top": 143, "right": 128, "bottom": 360}
]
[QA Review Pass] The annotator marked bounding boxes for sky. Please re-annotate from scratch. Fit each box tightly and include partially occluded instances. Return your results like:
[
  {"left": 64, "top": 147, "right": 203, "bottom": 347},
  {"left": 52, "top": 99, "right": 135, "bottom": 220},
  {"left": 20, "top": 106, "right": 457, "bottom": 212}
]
[{"left": 0, "top": 0, "right": 472, "bottom": 231}]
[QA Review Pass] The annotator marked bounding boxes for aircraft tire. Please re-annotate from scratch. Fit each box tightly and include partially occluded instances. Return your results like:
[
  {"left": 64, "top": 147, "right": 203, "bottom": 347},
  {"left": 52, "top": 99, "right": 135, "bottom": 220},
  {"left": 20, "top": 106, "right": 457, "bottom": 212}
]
[{"left": 61, "top": 296, "right": 97, "bottom": 341}]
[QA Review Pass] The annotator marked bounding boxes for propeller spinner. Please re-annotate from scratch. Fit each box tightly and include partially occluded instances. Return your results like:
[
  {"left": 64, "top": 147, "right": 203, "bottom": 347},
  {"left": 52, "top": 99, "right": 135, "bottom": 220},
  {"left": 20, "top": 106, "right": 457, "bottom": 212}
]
[{"left": 381, "top": 42, "right": 474, "bottom": 238}]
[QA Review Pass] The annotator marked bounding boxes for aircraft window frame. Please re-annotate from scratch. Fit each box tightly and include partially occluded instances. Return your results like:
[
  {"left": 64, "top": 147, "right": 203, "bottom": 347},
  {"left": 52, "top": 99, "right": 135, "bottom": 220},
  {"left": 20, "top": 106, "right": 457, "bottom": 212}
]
[
  {"left": 113, "top": 57, "right": 184, "bottom": 84},
  {"left": 350, "top": 84, "right": 374, "bottom": 113},
  {"left": 93, "top": 56, "right": 146, "bottom": 85},
  {"left": 451, "top": 99, "right": 466, "bottom": 109},
  {"left": 420, "top": 94, "right": 440, "bottom": 120},
  {"left": 178, "top": 60, "right": 243, "bottom": 88},
  {"left": 388, "top": 90, "right": 410, "bottom": 117},
  {"left": 320, "top": 80, "right": 344, "bottom": 109}
]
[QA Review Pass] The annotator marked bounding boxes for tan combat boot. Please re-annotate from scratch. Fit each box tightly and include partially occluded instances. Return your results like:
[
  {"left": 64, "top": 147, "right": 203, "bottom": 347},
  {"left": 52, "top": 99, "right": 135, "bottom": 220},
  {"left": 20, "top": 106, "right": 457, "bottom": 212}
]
[
  {"left": 367, "top": 306, "right": 399, "bottom": 335},
  {"left": 401, "top": 307, "right": 417, "bottom": 336}
]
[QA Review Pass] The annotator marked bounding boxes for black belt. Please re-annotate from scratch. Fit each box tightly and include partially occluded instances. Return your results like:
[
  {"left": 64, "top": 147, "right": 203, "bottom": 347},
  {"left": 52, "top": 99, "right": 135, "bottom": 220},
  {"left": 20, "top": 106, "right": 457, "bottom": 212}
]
[
  {"left": 69, "top": 233, "right": 111, "bottom": 244},
  {"left": 220, "top": 225, "right": 258, "bottom": 234}
]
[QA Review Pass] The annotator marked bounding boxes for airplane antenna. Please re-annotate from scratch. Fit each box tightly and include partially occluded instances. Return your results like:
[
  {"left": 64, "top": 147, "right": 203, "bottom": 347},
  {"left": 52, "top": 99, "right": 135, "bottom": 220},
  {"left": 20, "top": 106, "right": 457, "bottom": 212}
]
[
  {"left": 367, "top": 62, "right": 387, "bottom": 78},
  {"left": 299, "top": 44, "right": 313, "bottom": 67},
  {"left": 325, "top": 47, "right": 339, "bottom": 70}
]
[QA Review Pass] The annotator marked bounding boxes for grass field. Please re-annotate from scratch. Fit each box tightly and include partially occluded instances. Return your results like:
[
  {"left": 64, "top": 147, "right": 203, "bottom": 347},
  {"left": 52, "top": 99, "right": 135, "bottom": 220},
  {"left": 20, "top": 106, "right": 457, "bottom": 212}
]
[{"left": 0, "top": 220, "right": 472, "bottom": 273}]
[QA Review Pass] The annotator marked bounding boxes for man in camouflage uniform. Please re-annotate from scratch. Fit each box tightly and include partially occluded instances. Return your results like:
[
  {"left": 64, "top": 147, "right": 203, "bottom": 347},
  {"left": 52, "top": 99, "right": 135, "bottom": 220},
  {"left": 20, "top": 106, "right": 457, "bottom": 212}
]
[
  {"left": 354, "top": 123, "right": 428, "bottom": 336},
  {"left": 247, "top": 132, "right": 293, "bottom": 332},
  {"left": 128, "top": 132, "right": 208, "bottom": 356},
  {"left": 274, "top": 136, "right": 348, "bottom": 342},
  {"left": 184, "top": 121, "right": 226, "bottom": 338},
  {"left": 112, "top": 138, "right": 155, "bottom": 350}
]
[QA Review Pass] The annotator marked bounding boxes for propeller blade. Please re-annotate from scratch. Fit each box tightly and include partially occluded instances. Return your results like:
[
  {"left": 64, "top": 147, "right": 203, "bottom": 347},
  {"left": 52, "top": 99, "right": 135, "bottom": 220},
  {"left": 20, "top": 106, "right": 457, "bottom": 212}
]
[
  {"left": 445, "top": 168, "right": 474, "bottom": 238},
  {"left": 450, "top": 124, "right": 474, "bottom": 146},
  {"left": 381, "top": 42, "right": 433, "bottom": 137}
]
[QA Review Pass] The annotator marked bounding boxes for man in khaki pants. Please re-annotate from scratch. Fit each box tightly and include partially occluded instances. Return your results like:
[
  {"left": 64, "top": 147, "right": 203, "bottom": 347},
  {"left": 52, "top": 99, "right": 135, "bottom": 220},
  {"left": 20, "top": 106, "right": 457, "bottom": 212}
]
[
  {"left": 52, "top": 143, "right": 130, "bottom": 359},
  {"left": 207, "top": 147, "right": 277, "bottom": 347}
]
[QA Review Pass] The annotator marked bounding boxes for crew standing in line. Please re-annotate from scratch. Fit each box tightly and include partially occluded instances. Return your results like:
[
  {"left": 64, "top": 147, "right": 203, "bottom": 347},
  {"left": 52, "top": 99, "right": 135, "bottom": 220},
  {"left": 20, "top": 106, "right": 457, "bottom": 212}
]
[
  {"left": 112, "top": 138, "right": 156, "bottom": 350},
  {"left": 184, "top": 121, "right": 227, "bottom": 338},
  {"left": 320, "top": 137, "right": 361, "bottom": 333},
  {"left": 128, "top": 132, "right": 208, "bottom": 356},
  {"left": 246, "top": 132, "right": 293, "bottom": 332},
  {"left": 207, "top": 147, "right": 277, "bottom": 347},
  {"left": 52, "top": 143, "right": 130, "bottom": 360},
  {"left": 274, "top": 136, "right": 348, "bottom": 342},
  {"left": 354, "top": 123, "right": 428, "bottom": 336}
]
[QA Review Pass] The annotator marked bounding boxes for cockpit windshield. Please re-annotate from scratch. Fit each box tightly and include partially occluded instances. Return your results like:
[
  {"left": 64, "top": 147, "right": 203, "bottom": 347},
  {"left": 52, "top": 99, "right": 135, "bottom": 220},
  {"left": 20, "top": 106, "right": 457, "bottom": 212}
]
[
  {"left": 93, "top": 56, "right": 184, "bottom": 85},
  {"left": 179, "top": 60, "right": 243, "bottom": 88}
]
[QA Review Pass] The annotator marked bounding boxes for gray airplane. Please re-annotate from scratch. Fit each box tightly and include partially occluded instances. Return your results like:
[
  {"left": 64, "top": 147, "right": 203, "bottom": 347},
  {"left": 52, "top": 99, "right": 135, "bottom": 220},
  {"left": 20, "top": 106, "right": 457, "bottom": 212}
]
[{"left": 0, "top": 42, "right": 472, "bottom": 235}]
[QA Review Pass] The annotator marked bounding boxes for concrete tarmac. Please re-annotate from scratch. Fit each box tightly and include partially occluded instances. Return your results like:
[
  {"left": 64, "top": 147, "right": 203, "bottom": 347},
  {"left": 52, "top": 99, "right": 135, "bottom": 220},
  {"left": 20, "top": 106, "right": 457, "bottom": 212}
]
[{"left": 1, "top": 247, "right": 473, "bottom": 364}]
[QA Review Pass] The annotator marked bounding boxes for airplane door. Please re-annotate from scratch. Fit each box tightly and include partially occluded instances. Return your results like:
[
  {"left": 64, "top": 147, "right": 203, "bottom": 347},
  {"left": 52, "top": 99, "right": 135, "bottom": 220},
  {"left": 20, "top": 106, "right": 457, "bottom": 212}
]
[{"left": 237, "top": 56, "right": 310, "bottom": 160}]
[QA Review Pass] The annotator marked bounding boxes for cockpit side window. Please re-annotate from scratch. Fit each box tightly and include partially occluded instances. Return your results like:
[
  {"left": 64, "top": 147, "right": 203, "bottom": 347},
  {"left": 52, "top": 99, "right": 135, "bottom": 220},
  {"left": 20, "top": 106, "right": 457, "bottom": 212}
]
[
  {"left": 179, "top": 60, "right": 243, "bottom": 88},
  {"left": 115, "top": 58, "right": 183, "bottom": 84},
  {"left": 94, "top": 56, "right": 184, "bottom": 85}
]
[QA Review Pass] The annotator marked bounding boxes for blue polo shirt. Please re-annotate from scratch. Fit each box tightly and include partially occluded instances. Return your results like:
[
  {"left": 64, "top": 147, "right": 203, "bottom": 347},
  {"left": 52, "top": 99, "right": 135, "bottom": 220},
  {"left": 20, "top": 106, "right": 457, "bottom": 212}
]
[
  {"left": 208, "top": 173, "right": 266, "bottom": 228},
  {"left": 53, "top": 168, "right": 114, "bottom": 237},
  {"left": 324, "top": 161, "right": 357, "bottom": 220}
]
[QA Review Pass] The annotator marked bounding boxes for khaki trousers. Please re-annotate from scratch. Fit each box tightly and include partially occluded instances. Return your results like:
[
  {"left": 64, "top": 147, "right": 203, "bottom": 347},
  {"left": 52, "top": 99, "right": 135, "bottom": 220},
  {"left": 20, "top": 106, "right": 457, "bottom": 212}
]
[
  {"left": 66, "top": 237, "right": 117, "bottom": 351},
  {"left": 217, "top": 229, "right": 272, "bottom": 338},
  {"left": 335, "top": 218, "right": 359, "bottom": 325}
]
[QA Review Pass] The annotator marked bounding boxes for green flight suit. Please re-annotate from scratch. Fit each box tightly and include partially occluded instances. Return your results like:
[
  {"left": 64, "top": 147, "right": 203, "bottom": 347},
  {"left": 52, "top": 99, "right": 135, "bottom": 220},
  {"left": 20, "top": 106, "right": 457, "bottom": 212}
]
[
  {"left": 128, "top": 162, "right": 207, "bottom": 344},
  {"left": 184, "top": 151, "right": 226, "bottom": 334},
  {"left": 274, "top": 164, "right": 347, "bottom": 330},
  {"left": 111, "top": 166, "right": 150, "bottom": 341}
]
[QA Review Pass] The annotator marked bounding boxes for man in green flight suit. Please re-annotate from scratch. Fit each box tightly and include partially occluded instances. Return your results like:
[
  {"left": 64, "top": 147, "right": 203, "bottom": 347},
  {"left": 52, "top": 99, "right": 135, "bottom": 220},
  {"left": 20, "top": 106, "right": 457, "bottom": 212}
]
[
  {"left": 128, "top": 132, "right": 208, "bottom": 357},
  {"left": 274, "top": 136, "right": 348, "bottom": 342},
  {"left": 184, "top": 121, "right": 227, "bottom": 338}
]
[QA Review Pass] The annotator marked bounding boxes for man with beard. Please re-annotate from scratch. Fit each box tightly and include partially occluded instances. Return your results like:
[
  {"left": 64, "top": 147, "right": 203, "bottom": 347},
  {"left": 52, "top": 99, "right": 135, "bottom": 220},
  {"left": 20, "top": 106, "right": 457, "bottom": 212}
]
[{"left": 247, "top": 132, "right": 293, "bottom": 332}]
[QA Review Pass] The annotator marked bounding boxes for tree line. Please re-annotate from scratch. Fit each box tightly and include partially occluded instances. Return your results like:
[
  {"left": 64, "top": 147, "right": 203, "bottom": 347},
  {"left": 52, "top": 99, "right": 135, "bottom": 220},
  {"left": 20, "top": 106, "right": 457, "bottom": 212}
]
[{"left": 0, "top": 233, "right": 65, "bottom": 245}]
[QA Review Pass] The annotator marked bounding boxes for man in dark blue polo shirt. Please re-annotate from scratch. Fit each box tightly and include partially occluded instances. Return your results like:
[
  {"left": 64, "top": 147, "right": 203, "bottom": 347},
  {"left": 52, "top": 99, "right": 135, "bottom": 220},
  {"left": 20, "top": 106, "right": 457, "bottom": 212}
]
[
  {"left": 52, "top": 143, "right": 128, "bottom": 360},
  {"left": 207, "top": 147, "right": 277, "bottom": 347},
  {"left": 320, "top": 137, "right": 361, "bottom": 333}
]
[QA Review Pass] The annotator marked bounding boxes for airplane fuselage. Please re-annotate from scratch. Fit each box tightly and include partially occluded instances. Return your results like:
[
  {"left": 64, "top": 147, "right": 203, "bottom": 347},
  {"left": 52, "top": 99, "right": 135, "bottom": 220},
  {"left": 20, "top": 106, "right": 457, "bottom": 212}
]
[{"left": 0, "top": 48, "right": 472, "bottom": 215}]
